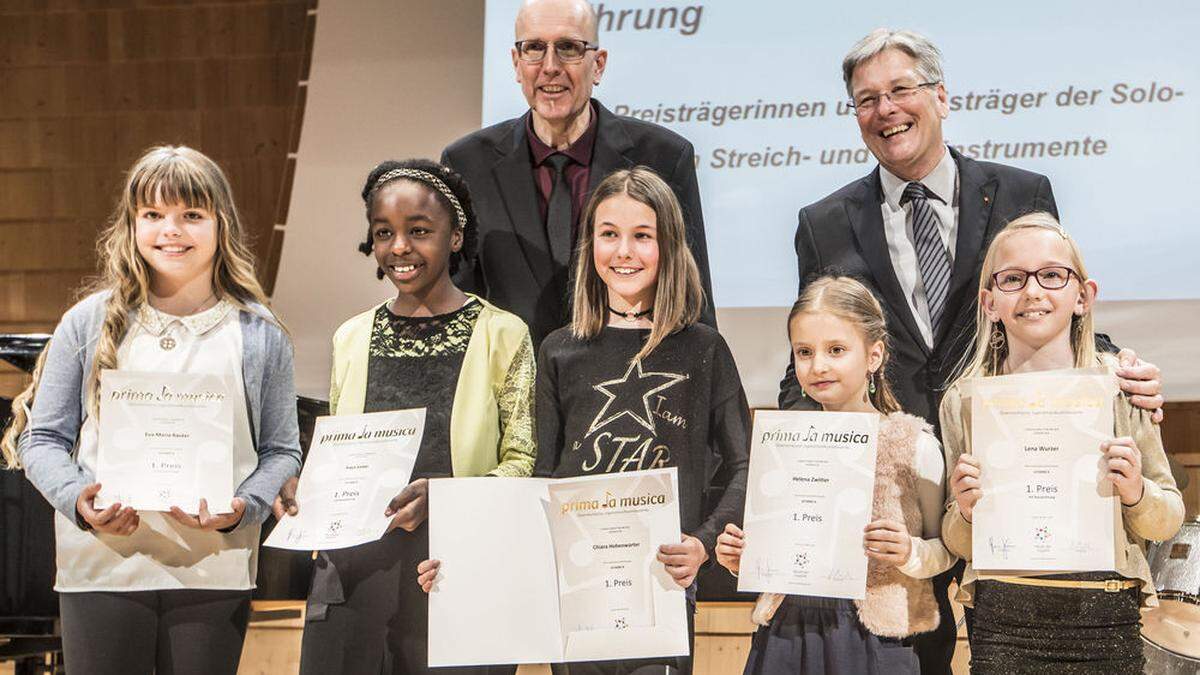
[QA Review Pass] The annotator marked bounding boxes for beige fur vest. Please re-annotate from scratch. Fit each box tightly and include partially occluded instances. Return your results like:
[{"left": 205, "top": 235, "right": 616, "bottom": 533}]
[{"left": 751, "top": 412, "right": 940, "bottom": 638}]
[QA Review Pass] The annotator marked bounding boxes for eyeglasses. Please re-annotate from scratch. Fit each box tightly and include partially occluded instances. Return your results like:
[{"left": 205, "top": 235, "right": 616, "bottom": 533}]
[
  {"left": 849, "top": 82, "right": 940, "bottom": 114},
  {"left": 514, "top": 39, "right": 598, "bottom": 63},
  {"left": 991, "top": 266, "right": 1078, "bottom": 293}
]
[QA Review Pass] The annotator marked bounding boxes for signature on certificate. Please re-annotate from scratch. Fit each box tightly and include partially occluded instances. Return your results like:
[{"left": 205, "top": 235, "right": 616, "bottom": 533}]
[
  {"left": 755, "top": 558, "right": 780, "bottom": 581},
  {"left": 988, "top": 536, "right": 1014, "bottom": 560},
  {"left": 825, "top": 568, "right": 853, "bottom": 582},
  {"left": 1068, "top": 539, "right": 1094, "bottom": 555}
]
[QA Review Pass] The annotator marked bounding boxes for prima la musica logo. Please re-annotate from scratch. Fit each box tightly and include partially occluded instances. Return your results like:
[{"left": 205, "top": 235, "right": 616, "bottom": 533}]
[
  {"left": 108, "top": 385, "right": 225, "bottom": 404},
  {"left": 559, "top": 489, "right": 668, "bottom": 515},
  {"left": 319, "top": 426, "right": 418, "bottom": 444}
]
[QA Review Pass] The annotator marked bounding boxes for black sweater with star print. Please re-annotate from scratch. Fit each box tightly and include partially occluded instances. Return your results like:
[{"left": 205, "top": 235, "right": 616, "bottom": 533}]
[{"left": 535, "top": 323, "right": 750, "bottom": 559}]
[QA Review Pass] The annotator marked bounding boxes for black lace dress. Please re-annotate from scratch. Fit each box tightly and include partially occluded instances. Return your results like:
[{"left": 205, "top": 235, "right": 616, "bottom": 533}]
[{"left": 301, "top": 300, "right": 516, "bottom": 675}]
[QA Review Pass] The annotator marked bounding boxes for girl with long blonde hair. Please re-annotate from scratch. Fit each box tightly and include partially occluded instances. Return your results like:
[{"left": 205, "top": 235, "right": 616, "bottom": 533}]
[
  {"left": 1, "top": 145, "right": 301, "bottom": 675},
  {"left": 940, "top": 213, "right": 1183, "bottom": 672}
]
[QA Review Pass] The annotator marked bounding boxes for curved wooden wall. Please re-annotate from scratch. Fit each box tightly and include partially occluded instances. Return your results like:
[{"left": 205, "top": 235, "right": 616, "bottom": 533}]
[{"left": 0, "top": 0, "right": 314, "bottom": 397}]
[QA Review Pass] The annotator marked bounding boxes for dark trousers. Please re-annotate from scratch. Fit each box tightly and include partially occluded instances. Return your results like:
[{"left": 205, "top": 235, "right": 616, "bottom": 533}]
[
  {"left": 909, "top": 562, "right": 960, "bottom": 675},
  {"left": 59, "top": 588, "right": 252, "bottom": 675}
]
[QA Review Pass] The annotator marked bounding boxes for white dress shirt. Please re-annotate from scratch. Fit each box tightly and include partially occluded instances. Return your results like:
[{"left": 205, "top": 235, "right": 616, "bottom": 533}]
[{"left": 879, "top": 147, "right": 959, "bottom": 348}]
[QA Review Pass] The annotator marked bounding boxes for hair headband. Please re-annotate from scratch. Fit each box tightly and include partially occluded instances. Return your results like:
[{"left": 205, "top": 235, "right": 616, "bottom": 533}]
[{"left": 372, "top": 168, "right": 466, "bottom": 228}]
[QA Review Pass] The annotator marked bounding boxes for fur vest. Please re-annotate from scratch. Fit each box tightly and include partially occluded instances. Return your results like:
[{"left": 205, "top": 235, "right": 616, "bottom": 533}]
[{"left": 752, "top": 412, "right": 940, "bottom": 638}]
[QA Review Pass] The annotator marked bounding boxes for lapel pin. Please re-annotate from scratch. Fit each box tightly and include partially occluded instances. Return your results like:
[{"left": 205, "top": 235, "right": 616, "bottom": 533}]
[{"left": 983, "top": 196, "right": 991, "bottom": 204}]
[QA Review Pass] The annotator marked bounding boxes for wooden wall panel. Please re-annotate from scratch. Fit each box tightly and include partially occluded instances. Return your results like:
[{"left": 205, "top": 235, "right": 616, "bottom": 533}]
[{"left": 0, "top": 0, "right": 314, "bottom": 400}]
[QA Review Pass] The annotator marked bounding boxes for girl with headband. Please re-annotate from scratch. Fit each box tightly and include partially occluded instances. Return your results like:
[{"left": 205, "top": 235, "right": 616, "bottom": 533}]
[{"left": 280, "top": 159, "right": 536, "bottom": 674}]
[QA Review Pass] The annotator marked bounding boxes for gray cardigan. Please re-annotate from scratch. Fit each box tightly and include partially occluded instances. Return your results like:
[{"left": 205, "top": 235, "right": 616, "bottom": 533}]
[{"left": 17, "top": 291, "right": 301, "bottom": 530}]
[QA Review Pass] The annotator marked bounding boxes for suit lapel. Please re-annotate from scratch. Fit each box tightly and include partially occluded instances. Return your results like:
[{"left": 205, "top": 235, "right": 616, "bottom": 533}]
[
  {"left": 490, "top": 112, "right": 555, "bottom": 288},
  {"left": 848, "top": 170, "right": 928, "bottom": 354},
  {"left": 937, "top": 151, "right": 997, "bottom": 347},
  {"left": 587, "top": 101, "right": 636, "bottom": 194}
]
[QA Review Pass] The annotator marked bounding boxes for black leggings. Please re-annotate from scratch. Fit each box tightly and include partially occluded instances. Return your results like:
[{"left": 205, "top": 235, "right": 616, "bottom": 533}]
[{"left": 59, "top": 589, "right": 252, "bottom": 675}]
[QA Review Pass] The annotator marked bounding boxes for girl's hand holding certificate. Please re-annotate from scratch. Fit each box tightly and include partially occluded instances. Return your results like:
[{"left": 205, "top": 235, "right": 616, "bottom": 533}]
[
  {"left": 384, "top": 478, "right": 429, "bottom": 533},
  {"left": 168, "top": 497, "right": 246, "bottom": 531},
  {"left": 862, "top": 519, "right": 912, "bottom": 566},
  {"left": 273, "top": 475, "right": 299, "bottom": 518},
  {"left": 76, "top": 482, "right": 140, "bottom": 536},
  {"left": 951, "top": 454, "right": 983, "bottom": 522},
  {"left": 715, "top": 523, "right": 744, "bottom": 576},
  {"left": 656, "top": 533, "right": 708, "bottom": 588},
  {"left": 1101, "top": 437, "right": 1144, "bottom": 506}
]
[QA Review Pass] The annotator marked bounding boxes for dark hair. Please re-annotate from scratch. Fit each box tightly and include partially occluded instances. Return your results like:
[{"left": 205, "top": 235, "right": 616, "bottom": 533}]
[{"left": 357, "top": 159, "right": 478, "bottom": 279}]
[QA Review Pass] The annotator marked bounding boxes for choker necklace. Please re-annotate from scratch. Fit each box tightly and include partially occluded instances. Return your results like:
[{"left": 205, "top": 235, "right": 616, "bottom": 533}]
[{"left": 607, "top": 304, "right": 653, "bottom": 320}]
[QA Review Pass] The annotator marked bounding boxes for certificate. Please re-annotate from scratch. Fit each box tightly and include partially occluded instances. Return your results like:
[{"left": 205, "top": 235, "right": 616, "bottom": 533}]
[
  {"left": 96, "top": 369, "right": 235, "bottom": 514},
  {"left": 427, "top": 468, "right": 688, "bottom": 667},
  {"left": 737, "top": 410, "right": 878, "bottom": 599},
  {"left": 970, "top": 368, "right": 1122, "bottom": 572},
  {"left": 264, "top": 409, "right": 423, "bottom": 551}
]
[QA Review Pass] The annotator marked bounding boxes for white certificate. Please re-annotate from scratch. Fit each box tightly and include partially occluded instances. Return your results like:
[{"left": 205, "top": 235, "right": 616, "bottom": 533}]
[
  {"left": 96, "top": 369, "right": 235, "bottom": 514},
  {"left": 970, "top": 369, "right": 1122, "bottom": 572},
  {"left": 427, "top": 468, "right": 688, "bottom": 667},
  {"left": 264, "top": 409, "right": 423, "bottom": 551},
  {"left": 738, "top": 410, "right": 878, "bottom": 599}
]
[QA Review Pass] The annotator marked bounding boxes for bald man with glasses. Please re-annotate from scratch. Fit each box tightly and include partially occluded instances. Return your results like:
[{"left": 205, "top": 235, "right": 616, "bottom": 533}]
[{"left": 442, "top": 0, "right": 716, "bottom": 348}]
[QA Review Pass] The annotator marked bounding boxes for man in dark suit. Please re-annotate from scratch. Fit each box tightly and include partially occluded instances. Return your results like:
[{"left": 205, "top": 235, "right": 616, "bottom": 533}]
[
  {"left": 778, "top": 28, "right": 1163, "bottom": 675},
  {"left": 441, "top": 0, "right": 714, "bottom": 346}
]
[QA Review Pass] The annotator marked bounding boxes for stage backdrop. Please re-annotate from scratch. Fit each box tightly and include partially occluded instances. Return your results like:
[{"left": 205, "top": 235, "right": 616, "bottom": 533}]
[{"left": 273, "top": 0, "right": 1199, "bottom": 406}]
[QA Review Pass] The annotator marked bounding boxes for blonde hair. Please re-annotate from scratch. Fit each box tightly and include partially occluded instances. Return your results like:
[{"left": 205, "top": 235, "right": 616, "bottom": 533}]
[
  {"left": 948, "top": 212, "right": 1096, "bottom": 388},
  {"left": 2, "top": 146, "right": 280, "bottom": 469},
  {"left": 787, "top": 275, "right": 902, "bottom": 414},
  {"left": 570, "top": 167, "right": 704, "bottom": 363}
]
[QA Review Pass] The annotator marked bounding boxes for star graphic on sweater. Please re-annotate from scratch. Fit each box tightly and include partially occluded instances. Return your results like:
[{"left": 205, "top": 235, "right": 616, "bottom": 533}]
[{"left": 587, "top": 360, "right": 687, "bottom": 435}]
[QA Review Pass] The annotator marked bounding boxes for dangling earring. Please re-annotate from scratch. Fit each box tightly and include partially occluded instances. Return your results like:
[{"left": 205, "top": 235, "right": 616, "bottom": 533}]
[
  {"left": 868, "top": 371, "right": 877, "bottom": 395},
  {"left": 800, "top": 387, "right": 807, "bottom": 399},
  {"left": 989, "top": 323, "right": 1006, "bottom": 350}
]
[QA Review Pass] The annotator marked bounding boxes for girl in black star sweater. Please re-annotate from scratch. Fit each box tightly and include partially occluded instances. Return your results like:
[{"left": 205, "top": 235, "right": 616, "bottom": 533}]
[{"left": 535, "top": 166, "right": 751, "bottom": 674}]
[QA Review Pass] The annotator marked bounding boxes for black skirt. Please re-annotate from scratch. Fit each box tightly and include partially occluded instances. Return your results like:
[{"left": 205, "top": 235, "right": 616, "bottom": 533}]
[
  {"left": 743, "top": 596, "right": 920, "bottom": 675},
  {"left": 969, "top": 573, "right": 1143, "bottom": 674}
]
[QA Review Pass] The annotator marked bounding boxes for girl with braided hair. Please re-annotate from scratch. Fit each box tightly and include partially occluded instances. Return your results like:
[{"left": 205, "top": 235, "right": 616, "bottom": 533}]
[
  {"left": 1, "top": 145, "right": 301, "bottom": 674},
  {"left": 287, "top": 159, "right": 535, "bottom": 674}
]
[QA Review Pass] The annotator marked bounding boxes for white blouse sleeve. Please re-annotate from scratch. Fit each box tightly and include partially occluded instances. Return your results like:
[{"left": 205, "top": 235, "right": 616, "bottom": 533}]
[{"left": 898, "top": 431, "right": 958, "bottom": 578}]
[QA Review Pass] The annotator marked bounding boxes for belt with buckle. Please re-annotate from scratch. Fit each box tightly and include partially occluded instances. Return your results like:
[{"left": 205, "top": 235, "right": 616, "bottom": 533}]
[{"left": 989, "top": 576, "right": 1138, "bottom": 593}]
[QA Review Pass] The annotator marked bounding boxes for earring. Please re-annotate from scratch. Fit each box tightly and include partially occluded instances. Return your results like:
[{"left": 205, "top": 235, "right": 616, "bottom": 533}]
[
  {"left": 989, "top": 324, "right": 1006, "bottom": 350},
  {"left": 868, "top": 371, "right": 877, "bottom": 395},
  {"left": 800, "top": 387, "right": 807, "bottom": 399},
  {"left": 376, "top": 267, "right": 385, "bottom": 280}
]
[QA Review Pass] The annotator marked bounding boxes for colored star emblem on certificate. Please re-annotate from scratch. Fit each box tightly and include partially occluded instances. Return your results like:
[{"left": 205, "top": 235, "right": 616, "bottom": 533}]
[{"left": 587, "top": 360, "right": 687, "bottom": 435}]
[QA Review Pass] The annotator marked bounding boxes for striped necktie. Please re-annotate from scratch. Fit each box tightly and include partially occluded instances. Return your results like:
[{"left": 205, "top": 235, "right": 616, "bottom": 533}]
[{"left": 900, "top": 181, "right": 952, "bottom": 338}]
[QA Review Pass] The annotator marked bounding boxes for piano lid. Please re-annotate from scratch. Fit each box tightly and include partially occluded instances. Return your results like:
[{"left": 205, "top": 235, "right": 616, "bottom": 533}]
[{"left": 0, "top": 335, "right": 51, "bottom": 374}]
